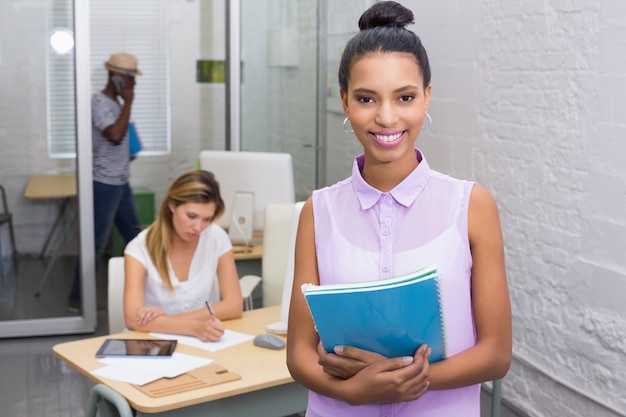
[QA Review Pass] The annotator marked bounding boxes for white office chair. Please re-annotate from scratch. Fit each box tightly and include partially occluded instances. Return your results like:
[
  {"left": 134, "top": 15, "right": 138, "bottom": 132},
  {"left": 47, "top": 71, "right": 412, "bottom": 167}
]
[
  {"left": 266, "top": 201, "right": 304, "bottom": 334},
  {"left": 107, "top": 256, "right": 126, "bottom": 334},
  {"left": 239, "top": 274, "right": 261, "bottom": 311},
  {"left": 237, "top": 202, "right": 303, "bottom": 313},
  {"left": 238, "top": 203, "right": 294, "bottom": 311},
  {"left": 261, "top": 203, "right": 302, "bottom": 307}
]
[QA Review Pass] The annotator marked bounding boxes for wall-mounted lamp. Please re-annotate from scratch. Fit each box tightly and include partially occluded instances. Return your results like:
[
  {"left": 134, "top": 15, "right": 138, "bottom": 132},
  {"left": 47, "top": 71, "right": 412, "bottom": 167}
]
[{"left": 50, "top": 28, "right": 74, "bottom": 54}]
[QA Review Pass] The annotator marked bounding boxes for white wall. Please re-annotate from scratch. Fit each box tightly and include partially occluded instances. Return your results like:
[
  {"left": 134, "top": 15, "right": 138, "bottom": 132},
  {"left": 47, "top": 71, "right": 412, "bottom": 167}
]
[
  {"left": 132, "top": 0, "right": 320, "bottom": 208},
  {"left": 325, "top": 1, "right": 626, "bottom": 416},
  {"left": 240, "top": 0, "right": 319, "bottom": 199},
  {"left": 420, "top": 1, "right": 626, "bottom": 415},
  {"left": 128, "top": 0, "right": 214, "bottom": 210}
]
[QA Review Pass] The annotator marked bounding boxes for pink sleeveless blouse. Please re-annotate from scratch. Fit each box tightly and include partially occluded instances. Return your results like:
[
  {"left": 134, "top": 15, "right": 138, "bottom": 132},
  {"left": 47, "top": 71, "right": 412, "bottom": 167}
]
[{"left": 308, "top": 149, "right": 479, "bottom": 417}]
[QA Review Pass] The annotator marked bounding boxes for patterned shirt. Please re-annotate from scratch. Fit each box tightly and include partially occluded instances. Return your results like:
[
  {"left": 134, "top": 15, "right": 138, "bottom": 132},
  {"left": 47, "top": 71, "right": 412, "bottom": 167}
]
[{"left": 92, "top": 92, "right": 130, "bottom": 185}]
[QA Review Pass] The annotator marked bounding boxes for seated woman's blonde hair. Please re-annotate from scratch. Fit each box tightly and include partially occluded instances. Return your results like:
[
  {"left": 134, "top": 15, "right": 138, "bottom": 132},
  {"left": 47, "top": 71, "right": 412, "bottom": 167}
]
[{"left": 145, "top": 170, "right": 225, "bottom": 289}]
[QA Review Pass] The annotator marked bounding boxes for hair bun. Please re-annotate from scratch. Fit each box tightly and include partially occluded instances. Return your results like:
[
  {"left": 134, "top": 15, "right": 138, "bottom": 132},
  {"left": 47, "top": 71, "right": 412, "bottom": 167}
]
[{"left": 358, "top": 1, "right": 414, "bottom": 31}]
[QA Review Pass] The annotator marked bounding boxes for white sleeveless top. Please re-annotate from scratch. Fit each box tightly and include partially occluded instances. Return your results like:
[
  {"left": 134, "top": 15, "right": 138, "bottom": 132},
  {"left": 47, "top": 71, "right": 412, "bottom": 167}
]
[{"left": 125, "top": 224, "right": 232, "bottom": 314}]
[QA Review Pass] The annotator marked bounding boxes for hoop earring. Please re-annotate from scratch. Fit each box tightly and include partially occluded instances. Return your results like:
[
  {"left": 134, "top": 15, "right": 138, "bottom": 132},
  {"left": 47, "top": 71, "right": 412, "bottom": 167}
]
[
  {"left": 343, "top": 117, "right": 354, "bottom": 134},
  {"left": 422, "top": 113, "right": 432, "bottom": 130}
]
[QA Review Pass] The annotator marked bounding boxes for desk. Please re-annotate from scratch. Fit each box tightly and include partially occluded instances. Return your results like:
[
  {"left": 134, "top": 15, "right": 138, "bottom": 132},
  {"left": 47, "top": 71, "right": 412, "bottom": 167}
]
[
  {"left": 232, "top": 243, "right": 263, "bottom": 260},
  {"left": 53, "top": 305, "right": 308, "bottom": 417},
  {"left": 24, "top": 174, "right": 78, "bottom": 297},
  {"left": 24, "top": 173, "right": 77, "bottom": 256},
  {"left": 23, "top": 173, "right": 77, "bottom": 200},
  {"left": 232, "top": 231, "right": 263, "bottom": 261}
]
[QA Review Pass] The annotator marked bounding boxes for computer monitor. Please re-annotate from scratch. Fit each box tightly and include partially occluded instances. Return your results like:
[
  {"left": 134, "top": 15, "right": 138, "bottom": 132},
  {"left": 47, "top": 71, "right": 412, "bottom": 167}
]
[{"left": 198, "top": 150, "right": 295, "bottom": 233}]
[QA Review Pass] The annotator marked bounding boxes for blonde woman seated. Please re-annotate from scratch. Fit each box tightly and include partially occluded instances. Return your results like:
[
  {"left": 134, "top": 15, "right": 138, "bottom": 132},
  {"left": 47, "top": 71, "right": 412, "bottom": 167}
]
[{"left": 124, "top": 170, "right": 243, "bottom": 341}]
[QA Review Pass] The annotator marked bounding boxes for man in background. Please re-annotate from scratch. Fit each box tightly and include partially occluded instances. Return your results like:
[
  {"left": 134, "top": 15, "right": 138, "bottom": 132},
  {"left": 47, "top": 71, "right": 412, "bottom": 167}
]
[{"left": 68, "top": 52, "right": 143, "bottom": 312}]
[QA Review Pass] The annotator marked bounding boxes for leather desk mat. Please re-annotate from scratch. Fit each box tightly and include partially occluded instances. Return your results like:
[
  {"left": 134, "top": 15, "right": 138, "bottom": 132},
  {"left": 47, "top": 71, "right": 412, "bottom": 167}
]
[{"left": 134, "top": 364, "right": 241, "bottom": 398}]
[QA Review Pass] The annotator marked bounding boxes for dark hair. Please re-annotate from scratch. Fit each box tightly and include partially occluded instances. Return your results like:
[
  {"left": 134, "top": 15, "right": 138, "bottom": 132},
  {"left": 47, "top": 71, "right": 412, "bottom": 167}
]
[
  {"left": 146, "top": 170, "right": 225, "bottom": 289},
  {"left": 338, "top": 1, "right": 431, "bottom": 91}
]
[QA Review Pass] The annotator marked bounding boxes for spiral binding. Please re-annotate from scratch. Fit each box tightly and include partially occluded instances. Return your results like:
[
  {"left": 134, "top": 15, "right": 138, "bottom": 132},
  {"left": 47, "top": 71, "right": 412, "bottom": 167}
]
[{"left": 434, "top": 272, "right": 447, "bottom": 359}]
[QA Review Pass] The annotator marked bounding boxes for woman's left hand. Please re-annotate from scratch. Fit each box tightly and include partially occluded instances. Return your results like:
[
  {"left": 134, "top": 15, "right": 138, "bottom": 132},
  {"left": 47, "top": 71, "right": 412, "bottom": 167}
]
[
  {"left": 136, "top": 306, "right": 167, "bottom": 325},
  {"left": 317, "top": 342, "right": 387, "bottom": 379}
]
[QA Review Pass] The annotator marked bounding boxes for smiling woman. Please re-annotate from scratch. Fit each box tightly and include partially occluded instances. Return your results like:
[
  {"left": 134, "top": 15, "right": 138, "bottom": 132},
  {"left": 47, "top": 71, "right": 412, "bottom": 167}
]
[
  {"left": 341, "top": 52, "right": 431, "bottom": 179},
  {"left": 286, "top": 2, "right": 511, "bottom": 417}
]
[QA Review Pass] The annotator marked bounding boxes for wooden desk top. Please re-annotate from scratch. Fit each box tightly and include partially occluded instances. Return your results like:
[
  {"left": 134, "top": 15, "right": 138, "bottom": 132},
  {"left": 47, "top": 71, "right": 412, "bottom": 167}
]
[
  {"left": 232, "top": 243, "right": 263, "bottom": 260},
  {"left": 53, "top": 306, "right": 291, "bottom": 413},
  {"left": 232, "top": 232, "right": 263, "bottom": 260},
  {"left": 24, "top": 173, "right": 77, "bottom": 199}
]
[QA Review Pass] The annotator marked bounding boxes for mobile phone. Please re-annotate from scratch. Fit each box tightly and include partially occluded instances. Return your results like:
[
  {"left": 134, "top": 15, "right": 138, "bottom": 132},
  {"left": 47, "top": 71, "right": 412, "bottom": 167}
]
[{"left": 111, "top": 74, "right": 125, "bottom": 92}]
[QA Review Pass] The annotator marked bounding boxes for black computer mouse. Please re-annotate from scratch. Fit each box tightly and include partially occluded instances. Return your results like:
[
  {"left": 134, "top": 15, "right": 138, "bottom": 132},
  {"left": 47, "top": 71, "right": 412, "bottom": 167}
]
[{"left": 253, "top": 333, "right": 286, "bottom": 350}]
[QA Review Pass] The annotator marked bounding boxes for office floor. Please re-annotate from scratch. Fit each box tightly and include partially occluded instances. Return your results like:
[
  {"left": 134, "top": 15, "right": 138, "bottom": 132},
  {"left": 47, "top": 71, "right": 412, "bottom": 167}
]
[
  {"left": 0, "top": 255, "right": 524, "bottom": 417},
  {"left": 2, "top": 257, "right": 82, "bottom": 321}
]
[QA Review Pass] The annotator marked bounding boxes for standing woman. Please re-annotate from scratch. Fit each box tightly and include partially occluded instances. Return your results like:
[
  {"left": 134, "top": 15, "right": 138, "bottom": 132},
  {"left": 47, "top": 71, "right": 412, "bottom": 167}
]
[
  {"left": 124, "top": 170, "right": 243, "bottom": 341},
  {"left": 287, "top": 2, "right": 511, "bottom": 416}
]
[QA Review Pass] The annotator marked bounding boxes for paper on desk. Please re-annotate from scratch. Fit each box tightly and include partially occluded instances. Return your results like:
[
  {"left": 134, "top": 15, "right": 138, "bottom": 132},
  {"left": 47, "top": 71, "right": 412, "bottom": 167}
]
[
  {"left": 149, "top": 329, "right": 254, "bottom": 352},
  {"left": 97, "top": 352, "right": 213, "bottom": 378},
  {"left": 91, "top": 365, "right": 163, "bottom": 386}
]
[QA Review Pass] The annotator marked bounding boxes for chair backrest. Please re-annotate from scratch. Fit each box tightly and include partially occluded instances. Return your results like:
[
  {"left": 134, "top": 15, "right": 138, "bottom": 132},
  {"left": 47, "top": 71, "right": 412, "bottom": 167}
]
[
  {"left": 107, "top": 256, "right": 126, "bottom": 334},
  {"left": 0, "top": 185, "right": 8, "bottom": 214},
  {"left": 279, "top": 201, "right": 305, "bottom": 323},
  {"left": 261, "top": 203, "right": 300, "bottom": 307}
]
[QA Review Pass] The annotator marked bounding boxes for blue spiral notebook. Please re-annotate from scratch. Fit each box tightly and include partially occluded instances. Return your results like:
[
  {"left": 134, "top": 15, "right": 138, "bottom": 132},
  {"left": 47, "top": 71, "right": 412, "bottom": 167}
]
[{"left": 302, "top": 264, "right": 446, "bottom": 362}]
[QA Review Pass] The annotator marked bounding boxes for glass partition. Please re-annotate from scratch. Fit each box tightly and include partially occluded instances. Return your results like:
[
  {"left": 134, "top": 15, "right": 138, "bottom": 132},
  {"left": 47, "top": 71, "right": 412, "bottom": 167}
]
[
  {"left": 239, "top": 0, "right": 322, "bottom": 200},
  {"left": 0, "top": 0, "right": 96, "bottom": 337},
  {"left": 0, "top": 0, "right": 325, "bottom": 337}
]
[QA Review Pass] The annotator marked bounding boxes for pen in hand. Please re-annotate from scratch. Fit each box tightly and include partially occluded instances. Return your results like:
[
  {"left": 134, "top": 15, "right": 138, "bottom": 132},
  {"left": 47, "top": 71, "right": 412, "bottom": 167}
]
[{"left": 205, "top": 301, "right": 216, "bottom": 321}]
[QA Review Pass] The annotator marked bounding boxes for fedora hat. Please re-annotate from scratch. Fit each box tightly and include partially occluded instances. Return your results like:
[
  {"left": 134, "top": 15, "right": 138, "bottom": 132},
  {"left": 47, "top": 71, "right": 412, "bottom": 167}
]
[{"left": 104, "top": 52, "right": 143, "bottom": 76}]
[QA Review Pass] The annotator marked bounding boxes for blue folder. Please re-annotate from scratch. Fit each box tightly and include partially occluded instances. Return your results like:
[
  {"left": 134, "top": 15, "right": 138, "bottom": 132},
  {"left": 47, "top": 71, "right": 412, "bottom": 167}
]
[
  {"left": 129, "top": 121, "right": 143, "bottom": 156},
  {"left": 302, "top": 264, "right": 446, "bottom": 362}
]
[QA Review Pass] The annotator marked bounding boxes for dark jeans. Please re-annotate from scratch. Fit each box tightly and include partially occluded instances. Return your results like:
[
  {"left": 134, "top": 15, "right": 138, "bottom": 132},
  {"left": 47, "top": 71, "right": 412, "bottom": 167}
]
[{"left": 69, "top": 181, "right": 142, "bottom": 304}]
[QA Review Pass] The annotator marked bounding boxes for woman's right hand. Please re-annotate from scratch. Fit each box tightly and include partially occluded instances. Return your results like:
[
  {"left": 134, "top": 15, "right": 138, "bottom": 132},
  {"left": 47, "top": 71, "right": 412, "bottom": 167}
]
[
  {"left": 195, "top": 318, "right": 226, "bottom": 342},
  {"left": 341, "top": 344, "right": 431, "bottom": 405},
  {"left": 135, "top": 306, "right": 166, "bottom": 325}
]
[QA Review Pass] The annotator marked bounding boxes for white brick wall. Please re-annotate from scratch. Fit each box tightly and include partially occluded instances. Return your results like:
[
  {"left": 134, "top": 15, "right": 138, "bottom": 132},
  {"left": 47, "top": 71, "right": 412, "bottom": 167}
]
[
  {"left": 324, "top": 0, "right": 625, "bottom": 415},
  {"left": 388, "top": 0, "right": 624, "bottom": 416}
]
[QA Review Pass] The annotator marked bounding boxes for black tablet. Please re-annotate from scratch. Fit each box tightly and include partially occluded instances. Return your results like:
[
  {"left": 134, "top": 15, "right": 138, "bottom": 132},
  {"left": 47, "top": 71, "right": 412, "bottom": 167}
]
[{"left": 95, "top": 338, "right": 177, "bottom": 358}]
